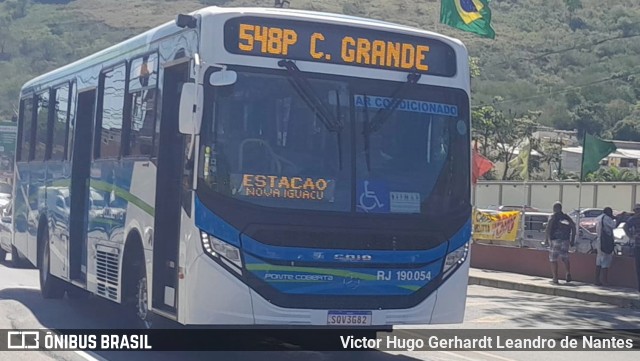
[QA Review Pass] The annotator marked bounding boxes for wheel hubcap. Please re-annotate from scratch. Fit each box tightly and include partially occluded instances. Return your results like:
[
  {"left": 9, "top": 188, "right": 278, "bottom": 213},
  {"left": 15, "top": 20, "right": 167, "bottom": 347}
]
[{"left": 136, "top": 276, "right": 151, "bottom": 328}]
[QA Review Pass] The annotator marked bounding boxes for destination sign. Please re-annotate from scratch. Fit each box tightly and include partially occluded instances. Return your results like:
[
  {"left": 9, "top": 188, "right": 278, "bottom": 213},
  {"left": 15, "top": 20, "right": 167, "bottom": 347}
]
[
  {"left": 231, "top": 174, "right": 336, "bottom": 202},
  {"left": 224, "top": 17, "right": 457, "bottom": 77}
]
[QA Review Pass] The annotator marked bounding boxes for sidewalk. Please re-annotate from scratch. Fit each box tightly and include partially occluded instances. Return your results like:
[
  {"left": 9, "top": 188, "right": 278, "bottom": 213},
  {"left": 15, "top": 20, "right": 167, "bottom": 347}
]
[{"left": 469, "top": 268, "right": 640, "bottom": 309}]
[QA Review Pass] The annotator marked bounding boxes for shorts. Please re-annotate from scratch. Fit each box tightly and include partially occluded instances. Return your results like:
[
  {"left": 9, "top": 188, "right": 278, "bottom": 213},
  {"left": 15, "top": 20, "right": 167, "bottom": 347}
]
[
  {"left": 596, "top": 249, "right": 613, "bottom": 268},
  {"left": 549, "top": 239, "right": 570, "bottom": 262}
]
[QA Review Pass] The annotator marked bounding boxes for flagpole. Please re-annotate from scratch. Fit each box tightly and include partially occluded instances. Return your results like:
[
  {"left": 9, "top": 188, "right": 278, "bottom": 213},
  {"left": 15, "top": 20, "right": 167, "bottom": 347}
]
[
  {"left": 520, "top": 178, "right": 527, "bottom": 248},
  {"left": 519, "top": 139, "right": 529, "bottom": 248},
  {"left": 577, "top": 133, "right": 587, "bottom": 245}
]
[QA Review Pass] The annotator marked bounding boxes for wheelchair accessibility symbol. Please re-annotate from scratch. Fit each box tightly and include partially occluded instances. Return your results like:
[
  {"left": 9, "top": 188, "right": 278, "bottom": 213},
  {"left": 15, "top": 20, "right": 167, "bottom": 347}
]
[{"left": 357, "top": 180, "right": 389, "bottom": 213}]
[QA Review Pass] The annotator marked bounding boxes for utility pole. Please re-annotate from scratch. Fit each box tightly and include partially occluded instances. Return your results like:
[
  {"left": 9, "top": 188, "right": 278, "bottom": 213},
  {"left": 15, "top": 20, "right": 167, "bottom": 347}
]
[{"left": 554, "top": 133, "right": 564, "bottom": 179}]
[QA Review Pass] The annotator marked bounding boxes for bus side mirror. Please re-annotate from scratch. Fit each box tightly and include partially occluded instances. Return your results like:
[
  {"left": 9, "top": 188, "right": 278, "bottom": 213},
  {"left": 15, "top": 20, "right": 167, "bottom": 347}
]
[
  {"left": 179, "top": 82, "right": 203, "bottom": 135},
  {"left": 209, "top": 69, "right": 237, "bottom": 87}
]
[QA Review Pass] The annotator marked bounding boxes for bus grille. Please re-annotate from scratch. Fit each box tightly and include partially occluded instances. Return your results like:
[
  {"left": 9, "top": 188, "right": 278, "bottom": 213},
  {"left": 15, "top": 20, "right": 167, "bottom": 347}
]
[{"left": 96, "top": 246, "right": 120, "bottom": 301}]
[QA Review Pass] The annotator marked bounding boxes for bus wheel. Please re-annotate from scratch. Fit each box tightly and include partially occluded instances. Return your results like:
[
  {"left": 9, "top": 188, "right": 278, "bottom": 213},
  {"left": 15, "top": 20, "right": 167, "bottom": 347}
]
[
  {"left": 135, "top": 271, "right": 153, "bottom": 329},
  {"left": 39, "top": 231, "right": 65, "bottom": 299},
  {"left": 67, "top": 285, "right": 89, "bottom": 300},
  {"left": 11, "top": 245, "right": 24, "bottom": 268},
  {"left": 0, "top": 247, "right": 6, "bottom": 261},
  {"left": 124, "top": 256, "right": 155, "bottom": 329}
]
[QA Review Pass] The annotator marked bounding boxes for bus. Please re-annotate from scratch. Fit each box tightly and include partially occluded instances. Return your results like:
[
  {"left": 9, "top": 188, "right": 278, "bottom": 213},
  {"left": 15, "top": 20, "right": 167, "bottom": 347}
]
[{"left": 11, "top": 6, "right": 472, "bottom": 328}]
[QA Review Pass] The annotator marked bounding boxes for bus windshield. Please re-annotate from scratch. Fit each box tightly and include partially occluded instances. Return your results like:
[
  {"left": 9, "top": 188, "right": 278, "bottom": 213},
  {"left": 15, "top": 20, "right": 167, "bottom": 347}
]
[{"left": 199, "top": 68, "right": 470, "bottom": 216}]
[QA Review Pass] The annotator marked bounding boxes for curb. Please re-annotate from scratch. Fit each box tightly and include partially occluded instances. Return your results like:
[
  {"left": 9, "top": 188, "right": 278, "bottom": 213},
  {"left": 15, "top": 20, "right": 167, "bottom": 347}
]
[{"left": 469, "top": 276, "right": 640, "bottom": 309}]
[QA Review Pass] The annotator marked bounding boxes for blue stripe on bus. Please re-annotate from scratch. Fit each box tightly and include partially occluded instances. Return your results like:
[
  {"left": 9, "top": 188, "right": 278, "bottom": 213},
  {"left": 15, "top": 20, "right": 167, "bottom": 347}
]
[
  {"left": 448, "top": 219, "right": 472, "bottom": 252},
  {"left": 241, "top": 233, "right": 448, "bottom": 265},
  {"left": 194, "top": 196, "right": 241, "bottom": 247},
  {"left": 244, "top": 254, "right": 443, "bottom": 295}
]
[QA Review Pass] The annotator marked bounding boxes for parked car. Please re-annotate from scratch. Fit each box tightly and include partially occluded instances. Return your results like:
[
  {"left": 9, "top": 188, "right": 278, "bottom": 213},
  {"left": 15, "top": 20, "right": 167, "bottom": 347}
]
[
  {"left": 0, "top": 182, "right": 12, "bottom": 214},
  {"left": 612, "top": 222, "right": 636, "bottom": 256},
  {"left": 486, "top": 205, "right": 540, "bottom": 212},
  {"left": 568, "top": 208, "right": 605, "bottom": 233},
  {"left": 521, "top": 211, "right": 553, "bottom": 248},
  {"left": 568, "top": 208, "right": 627, "bottom": 233},
  {"left": 0, "top": 202, "right": 12, "bottom": 261}
]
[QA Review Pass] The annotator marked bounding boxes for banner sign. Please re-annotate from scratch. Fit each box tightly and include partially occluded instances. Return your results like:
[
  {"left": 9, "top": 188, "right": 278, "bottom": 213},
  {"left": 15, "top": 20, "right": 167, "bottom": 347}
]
[{"left": 473, "top": 209, "right": 521, "bottom": 242}]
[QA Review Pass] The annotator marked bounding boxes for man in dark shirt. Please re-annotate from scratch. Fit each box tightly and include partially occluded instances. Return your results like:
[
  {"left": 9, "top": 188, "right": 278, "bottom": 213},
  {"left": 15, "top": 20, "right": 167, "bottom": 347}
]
[
  {"left": 545, "top": 202, "right": 576, "bottom": 284},
  {"left": 622, "top": 204, "right": 640, "bottom": 293}
]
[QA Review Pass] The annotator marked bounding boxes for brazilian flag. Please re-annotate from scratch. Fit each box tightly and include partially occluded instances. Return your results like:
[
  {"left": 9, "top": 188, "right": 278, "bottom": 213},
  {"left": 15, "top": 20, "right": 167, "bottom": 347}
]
[{"left": 440, "top": 0, "right": 496, "bottom": 39}]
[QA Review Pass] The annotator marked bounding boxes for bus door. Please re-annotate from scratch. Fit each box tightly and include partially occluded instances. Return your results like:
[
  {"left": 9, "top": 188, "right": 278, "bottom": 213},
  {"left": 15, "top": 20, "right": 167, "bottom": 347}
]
[
  {"left": 68, "top": 89, "right": 96, "bottom": 285},
  {"left": 152, "top": 61, "right": 190, "bottom": 314}
]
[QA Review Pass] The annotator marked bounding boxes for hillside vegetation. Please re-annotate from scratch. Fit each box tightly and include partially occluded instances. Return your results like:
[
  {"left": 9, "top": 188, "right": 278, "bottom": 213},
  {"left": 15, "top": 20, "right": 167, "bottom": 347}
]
[{"left": 1, "top": 0, "right": 640, "bottom": 142}]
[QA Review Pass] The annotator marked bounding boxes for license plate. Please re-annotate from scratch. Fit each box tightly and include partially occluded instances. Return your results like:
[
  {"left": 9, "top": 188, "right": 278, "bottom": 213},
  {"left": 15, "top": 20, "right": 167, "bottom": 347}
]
[{"left": 327, "top": 311, "right": 372, "bottom": 326}]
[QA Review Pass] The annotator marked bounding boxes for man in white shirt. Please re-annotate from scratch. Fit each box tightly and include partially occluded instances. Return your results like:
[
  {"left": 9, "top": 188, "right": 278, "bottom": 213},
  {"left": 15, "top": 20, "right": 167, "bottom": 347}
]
[{"left": 594, "top": 207, "right": 616, "bottom": 286}]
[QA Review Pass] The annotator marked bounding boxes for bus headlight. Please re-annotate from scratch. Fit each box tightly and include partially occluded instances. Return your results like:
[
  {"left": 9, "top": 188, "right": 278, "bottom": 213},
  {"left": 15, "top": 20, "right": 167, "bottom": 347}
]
[
  {"left": 443, "top": 242, "right": 469, "bottom": 274},
  {"left": 200, "top": 231, "right": 243, "bottom": 273}
]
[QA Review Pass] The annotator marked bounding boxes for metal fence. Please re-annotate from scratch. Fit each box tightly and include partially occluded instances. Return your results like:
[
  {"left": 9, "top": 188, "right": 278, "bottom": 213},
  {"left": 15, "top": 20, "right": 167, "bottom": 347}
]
[{"left": 474, "top": 181, "right": 640, "bottom": 213}]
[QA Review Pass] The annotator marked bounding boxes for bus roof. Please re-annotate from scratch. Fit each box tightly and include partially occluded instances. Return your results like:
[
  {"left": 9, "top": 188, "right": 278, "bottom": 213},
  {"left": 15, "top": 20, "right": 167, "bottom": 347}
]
[
  {"left": 21, "top": 6, "right": 465, "bottom": 93},
  {"left": 199, "top": 7, "right": 465, "bottom": 46}
]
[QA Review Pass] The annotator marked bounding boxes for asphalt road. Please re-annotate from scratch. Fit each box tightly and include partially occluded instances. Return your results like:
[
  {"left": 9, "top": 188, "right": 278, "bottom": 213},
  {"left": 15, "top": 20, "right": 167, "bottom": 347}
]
[{"left": 0, "top": 254, "right": 639, "bottom": 361}]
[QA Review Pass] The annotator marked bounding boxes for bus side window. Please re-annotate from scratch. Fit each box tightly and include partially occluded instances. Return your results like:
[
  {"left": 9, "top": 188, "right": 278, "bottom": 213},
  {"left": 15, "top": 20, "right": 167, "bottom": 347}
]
[
  {"left": 34, "top": 91, "right": 50, "bottom": 161},
  {"left": 97, "top": 63, "right": 127, "bottom": 159},
  {"left": 66, "top": 83, "right": 77, "bottom": 161},
  {"left": 17, "top": 97, "right": 34, "bottom": 162},
  {"left": 127, "top": 53, "right": 158, "bottom": 157},
  {"left": 51, "top": 83, "right": 70, "bottom": 161}
]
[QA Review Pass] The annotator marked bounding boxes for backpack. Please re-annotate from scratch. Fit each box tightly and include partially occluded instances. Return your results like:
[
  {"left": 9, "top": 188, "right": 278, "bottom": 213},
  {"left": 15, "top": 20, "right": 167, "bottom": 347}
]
[
  {"left": 600, "top": 215, "right": 615, "bottom": 254},
  {"left": 550, "top": 213, "right": 572, "bottom": 240}
]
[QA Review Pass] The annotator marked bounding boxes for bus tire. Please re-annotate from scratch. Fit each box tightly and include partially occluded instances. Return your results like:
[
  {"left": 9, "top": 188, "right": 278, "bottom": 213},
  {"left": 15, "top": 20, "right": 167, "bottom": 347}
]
[
  {"left": 123, "top": 251, "right": 155, "bottom": 329},
  {"left": 0, "top": 247, "right": 6, "bottom": 261},
  {"left": 39, "top": 230, "right": 65, "bottom": 299},
  {"left": 67, "top": 285, "right": 90, "bottom": 300},
  {"left": 11, "top": 245, "right": 26, "bottom": 268}
]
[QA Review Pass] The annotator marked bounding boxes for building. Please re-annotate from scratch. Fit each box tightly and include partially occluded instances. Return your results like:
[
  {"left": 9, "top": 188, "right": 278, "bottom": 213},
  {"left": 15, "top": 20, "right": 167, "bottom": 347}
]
[
  {"left": 533, "top": 127, "right": 579, "bottom": 147},
  {"left": 559, "top": 141, "right": 640, "bottom": 174}
]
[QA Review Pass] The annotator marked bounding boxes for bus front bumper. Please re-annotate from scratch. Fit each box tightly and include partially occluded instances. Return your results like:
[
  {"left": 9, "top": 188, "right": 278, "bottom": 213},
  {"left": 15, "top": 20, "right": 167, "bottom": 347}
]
[{"left": 182, "top": 252, "right": 469, "bottom": 326}]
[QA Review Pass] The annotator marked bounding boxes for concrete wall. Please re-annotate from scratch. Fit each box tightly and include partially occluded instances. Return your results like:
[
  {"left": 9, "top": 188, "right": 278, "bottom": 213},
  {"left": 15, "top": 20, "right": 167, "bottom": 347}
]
[
  {"left": 470, "top": 243, "right": 638, "bottom": 289},
  {"left": 474, "top": 181, "right": 640, "bottom": 212}
]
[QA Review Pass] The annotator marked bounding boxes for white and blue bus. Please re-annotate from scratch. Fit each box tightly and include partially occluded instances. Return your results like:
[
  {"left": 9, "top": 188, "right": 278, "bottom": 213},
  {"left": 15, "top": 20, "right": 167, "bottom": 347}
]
[{"left": 11, "top": 6, "right": 472, "bottom": 328}]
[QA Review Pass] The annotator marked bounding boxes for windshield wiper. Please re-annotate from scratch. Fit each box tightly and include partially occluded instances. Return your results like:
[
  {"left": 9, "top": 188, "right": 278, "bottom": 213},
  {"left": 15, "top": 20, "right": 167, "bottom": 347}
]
[
  {"left": 278, "top": 59, "right": 344, "bottom": 169},
  {"left": 362, "top": 73, "right": 421, "bottom": 171},
  {"left": 278, "top": 60, "right": 343, "bottom": 132}
]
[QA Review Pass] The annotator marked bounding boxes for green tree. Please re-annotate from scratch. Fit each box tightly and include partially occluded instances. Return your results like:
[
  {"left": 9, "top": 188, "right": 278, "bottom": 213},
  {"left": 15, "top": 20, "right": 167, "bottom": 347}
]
[
  {"left": 0, "top": 16, "right": 14, "bottom": 60},
  {"left": 343, "top": 0, "right": 367, "bottom": 16},
  {"left": 612, "top": 118, "right": 640, "bottom": 141},
  {"left": 584, "top": 167, "right": 640, "bottom": 182},
  {"left": 534, "top": 139, "right": 563, "bottom": 180},
  {"left": 570, "top": 104, "right": 606, "bottom": 137},
  {"left": 472, "top": 105, "right": 539, "bottom": 180},
  {"left": 469, "top": 56, "right": 481, "bottom": 79},
  {"left": 563, "top": 0, "right": 582, "bottom": 25},
  {"left": 6, "top": 0, "right": 29, "bottom": 20}
]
